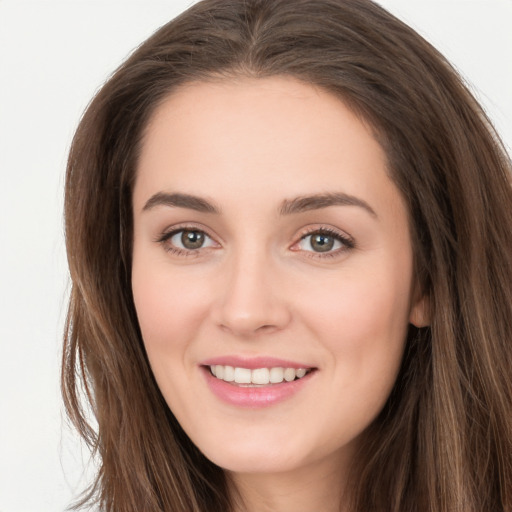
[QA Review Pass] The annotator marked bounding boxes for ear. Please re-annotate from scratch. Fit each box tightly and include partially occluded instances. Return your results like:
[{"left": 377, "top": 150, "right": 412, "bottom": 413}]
[{"left": 409, "top": 285, "right": 430, "bottom": 328}]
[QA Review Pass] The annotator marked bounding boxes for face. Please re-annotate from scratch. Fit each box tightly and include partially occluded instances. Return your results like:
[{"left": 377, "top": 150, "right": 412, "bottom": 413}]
[{"left": 132, "top": 77, "right": 427, "bottom": 478}]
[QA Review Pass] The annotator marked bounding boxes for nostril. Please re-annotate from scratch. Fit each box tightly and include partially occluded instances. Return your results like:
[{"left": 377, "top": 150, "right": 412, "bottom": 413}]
[{"left": 255, "top": 324, "right": 278, "bottom": 333}]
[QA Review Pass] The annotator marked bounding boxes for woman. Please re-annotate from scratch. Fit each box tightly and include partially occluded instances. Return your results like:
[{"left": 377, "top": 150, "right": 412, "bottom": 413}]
[{"left": 62, "top": 0, "right": 512, "bottom": 510}]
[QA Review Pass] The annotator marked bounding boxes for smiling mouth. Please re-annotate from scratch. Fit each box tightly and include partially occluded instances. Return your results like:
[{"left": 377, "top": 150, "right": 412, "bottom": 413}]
[{"left": 208, "top": 365, "right": 314, "bottom": 386}]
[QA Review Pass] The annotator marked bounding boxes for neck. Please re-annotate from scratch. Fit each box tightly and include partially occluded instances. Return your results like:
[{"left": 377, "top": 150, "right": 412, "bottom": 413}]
[{"left": 228, "top": 450, "right": 353, "bottom": 512}]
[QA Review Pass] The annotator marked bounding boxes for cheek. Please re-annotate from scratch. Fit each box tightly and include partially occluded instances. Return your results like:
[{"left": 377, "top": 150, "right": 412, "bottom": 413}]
[
  {"left": 302, "top": 263, "right": 410, "bottom": 333},
  {"left": 131, "top": 262, "right": 216, "bottom": 420},
  {"left": 295, "top": 265, "right": 412, "bottom": 440},
  {"left": 131, "top": 262, "right": 211, "bottom": 356},
  {"left": 296, "top": 260, "right": 412, "bottom": 384}
]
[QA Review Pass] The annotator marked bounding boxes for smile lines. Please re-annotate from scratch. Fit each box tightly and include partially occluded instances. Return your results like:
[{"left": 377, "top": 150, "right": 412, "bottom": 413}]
[{"left": 209, "top": 365, "right": 311, "bottom": 385}]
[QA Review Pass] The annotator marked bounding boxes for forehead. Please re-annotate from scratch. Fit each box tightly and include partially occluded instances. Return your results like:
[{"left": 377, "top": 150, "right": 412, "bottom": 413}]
[{"left": 134, "top": 76, "right": 400, "bottom": 219}]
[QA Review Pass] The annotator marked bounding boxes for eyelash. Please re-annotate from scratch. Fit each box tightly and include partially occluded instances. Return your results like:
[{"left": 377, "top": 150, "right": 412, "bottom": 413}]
[
  {"left": 156, "top": 225, "right": 355, "bottom": 258},
  {"left": 294, "top": 227, "right": 355, "bottom": 259},
  {"left": 155, "top": 224, "right": 217, "bottom": 257}
]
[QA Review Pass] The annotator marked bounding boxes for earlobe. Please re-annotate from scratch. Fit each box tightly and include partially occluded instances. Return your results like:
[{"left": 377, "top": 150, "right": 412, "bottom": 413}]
[{"left": 409, "top": 292, "right": 430, "bottom": 328}]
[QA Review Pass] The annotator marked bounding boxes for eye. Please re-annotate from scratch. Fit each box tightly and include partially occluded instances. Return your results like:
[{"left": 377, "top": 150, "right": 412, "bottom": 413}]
[
  {"left": 171, "top": 229, "right": 212, "bottom": 250},
  {"left": 158, "top": 227, "right": 218, "bottom": 254},
  {"left": 295, "top": 228, "right": 354, "bottom": 255}
]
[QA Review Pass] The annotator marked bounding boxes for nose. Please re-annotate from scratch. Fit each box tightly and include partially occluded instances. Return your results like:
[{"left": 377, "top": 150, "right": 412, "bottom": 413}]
[{"left": 212, "top": 251, "right": 292, "bottom": 337}]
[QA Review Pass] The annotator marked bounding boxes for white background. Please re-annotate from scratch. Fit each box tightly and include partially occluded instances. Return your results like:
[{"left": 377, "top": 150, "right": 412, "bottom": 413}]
[{"left": 0, "top": 1, "right": 510, "bottom": 511}]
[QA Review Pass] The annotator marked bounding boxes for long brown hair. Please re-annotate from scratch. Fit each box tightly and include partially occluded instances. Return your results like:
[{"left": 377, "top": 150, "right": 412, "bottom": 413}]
[{"left": 62, "top": 0, "right": 512, "bottom": 510}]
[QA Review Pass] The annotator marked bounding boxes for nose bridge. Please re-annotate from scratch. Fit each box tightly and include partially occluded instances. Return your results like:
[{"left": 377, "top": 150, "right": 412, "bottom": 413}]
[{"left": 214, "top": 241, "right": 290, "bottom": 336}]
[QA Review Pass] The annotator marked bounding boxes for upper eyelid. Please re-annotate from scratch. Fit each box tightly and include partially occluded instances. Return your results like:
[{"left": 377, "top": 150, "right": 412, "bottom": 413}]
[
  {"left": 295, "top": 225, "right": 354, "bottom": 243},
  {"left": 156, "top": 223, "right": 219, "bottom": 243}
]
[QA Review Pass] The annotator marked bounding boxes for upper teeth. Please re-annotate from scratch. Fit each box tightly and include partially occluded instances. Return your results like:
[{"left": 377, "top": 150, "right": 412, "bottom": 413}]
[{"left": 210, "top": 365, "right": 309, "bottom": 385}]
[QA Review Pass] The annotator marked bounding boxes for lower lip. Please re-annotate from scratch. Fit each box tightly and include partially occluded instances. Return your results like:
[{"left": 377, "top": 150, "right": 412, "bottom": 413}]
[{"left": 202, "top": 367, "right": 315, "bottom": 408}]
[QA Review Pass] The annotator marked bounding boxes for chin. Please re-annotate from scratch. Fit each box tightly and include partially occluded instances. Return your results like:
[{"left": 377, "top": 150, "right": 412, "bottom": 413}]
[
  {"left": 195, "top": 427, "right": 345, "bottom": 477},
  {"left": 191, "top": 429, "right": 303, "bottom": 474},
  {"left": 206, "top": 449, "right": 303, "bottom": 475}
]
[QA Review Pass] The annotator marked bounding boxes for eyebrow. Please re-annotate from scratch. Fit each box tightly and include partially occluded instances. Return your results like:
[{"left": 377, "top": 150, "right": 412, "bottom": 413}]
[
  {"left": 142, "top": 192, "right": 220, "bottom": 214},
  {"left": 279, "top": 192, "right": 377, "bottom": 217},
  {"left": 142, "top": 191, "right": 376, "bottom": 217}
]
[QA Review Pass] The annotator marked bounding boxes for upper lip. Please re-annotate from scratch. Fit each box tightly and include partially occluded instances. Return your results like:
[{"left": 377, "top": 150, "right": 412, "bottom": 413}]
[{"left": 200, "top": 356, "right": 315, "bottom": 370}]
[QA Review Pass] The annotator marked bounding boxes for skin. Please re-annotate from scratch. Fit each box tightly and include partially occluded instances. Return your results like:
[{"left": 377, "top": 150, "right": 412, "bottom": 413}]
[{"left": 131, "top": 76, "right": 428, "bottom": 512}]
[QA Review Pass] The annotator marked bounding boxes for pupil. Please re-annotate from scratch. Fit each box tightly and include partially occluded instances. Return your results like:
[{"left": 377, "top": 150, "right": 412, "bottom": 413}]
[
  {"left": 311, "top": 234, "right": 334, "bottom": 252},
  {"left": 181, "top": 230, "right": 204, "bottom": 249}
]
